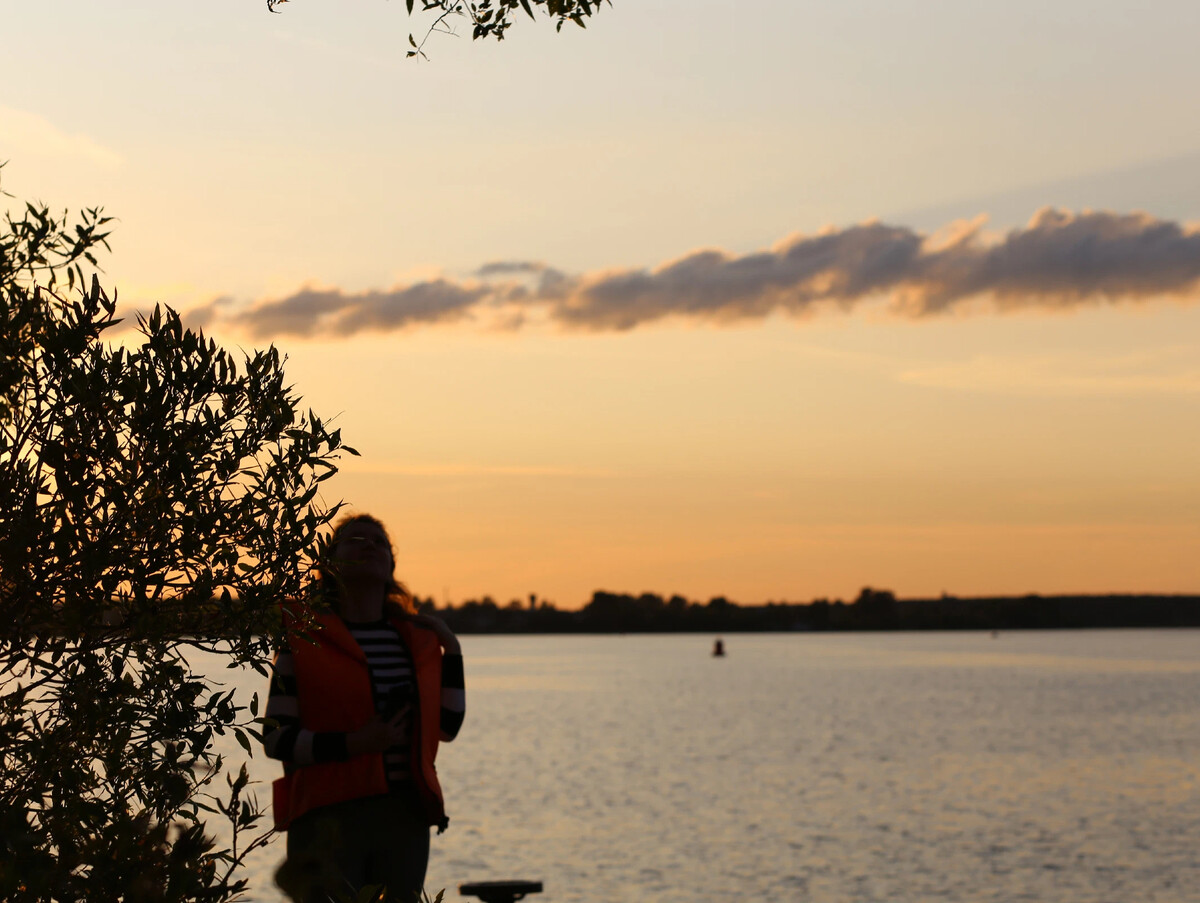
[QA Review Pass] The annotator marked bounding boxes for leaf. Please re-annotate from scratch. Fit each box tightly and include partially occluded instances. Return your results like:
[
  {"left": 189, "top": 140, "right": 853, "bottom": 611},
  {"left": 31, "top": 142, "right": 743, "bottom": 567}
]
[{"left": 234, "top": 729, "right": 253, "bottom": 755}]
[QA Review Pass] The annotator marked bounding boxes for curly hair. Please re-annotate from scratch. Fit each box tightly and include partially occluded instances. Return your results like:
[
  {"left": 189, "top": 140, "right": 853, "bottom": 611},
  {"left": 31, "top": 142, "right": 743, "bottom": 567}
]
[{"left": 317, "top": 512, "right": 416, "bottom": 615}]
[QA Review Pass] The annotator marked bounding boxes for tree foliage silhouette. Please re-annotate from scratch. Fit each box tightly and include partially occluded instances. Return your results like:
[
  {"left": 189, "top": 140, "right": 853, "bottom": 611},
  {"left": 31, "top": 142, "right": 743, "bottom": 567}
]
[
  {"left": 0, "top": 169, "right": 353, "bottom": 901},
  {"left": 267, "top": 0, "right": 610, "bottom": 57}
]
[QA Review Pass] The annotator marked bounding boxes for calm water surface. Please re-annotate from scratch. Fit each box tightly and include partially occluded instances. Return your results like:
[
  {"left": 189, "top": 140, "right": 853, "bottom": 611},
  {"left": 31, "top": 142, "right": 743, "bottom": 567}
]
[{"left": 203, "top": 630, "right": 1200, "bottom": 902}]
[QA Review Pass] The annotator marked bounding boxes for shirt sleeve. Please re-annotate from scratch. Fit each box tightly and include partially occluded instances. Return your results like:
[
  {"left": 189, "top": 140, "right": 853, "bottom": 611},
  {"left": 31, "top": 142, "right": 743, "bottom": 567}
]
[
  {"left": 439, "top": 652, "right": 466, "bottom": 742},
  {"left": 261, "top": 644, "right": 350, "bottom": 765}
]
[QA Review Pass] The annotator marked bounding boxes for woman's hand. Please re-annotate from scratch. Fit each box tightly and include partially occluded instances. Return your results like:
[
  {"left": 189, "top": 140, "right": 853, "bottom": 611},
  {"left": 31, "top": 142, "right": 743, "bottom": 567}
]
[
  {"left": 405, "top": 613, "right": 462, "bottom": 655},
  {"left": 347, "top": 706, "right": 409, "bottom": 756}
]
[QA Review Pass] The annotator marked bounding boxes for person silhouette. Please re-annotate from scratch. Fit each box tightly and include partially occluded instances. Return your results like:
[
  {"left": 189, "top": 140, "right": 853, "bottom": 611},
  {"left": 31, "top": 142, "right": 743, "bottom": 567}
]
[{"left": 263, "top": 513, "right": 465, "bottom": 902}]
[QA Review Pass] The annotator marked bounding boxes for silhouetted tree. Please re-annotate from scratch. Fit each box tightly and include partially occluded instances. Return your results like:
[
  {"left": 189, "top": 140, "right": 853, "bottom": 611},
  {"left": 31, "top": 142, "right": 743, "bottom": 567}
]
[
  {"left": 806, "top": 598, "right": 831, "bottom": 630},
  {"left": 0, "top": 172, "right": 352, "bottom": 901},
  {"left": 852, "top": 587, "right": 898, "bottom": 628}
]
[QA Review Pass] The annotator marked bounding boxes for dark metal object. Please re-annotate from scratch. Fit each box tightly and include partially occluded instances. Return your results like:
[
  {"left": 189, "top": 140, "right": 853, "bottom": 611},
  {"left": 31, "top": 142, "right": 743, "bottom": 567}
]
[{"left": 459, "top": 879, "right": 543, "bottom": 903}]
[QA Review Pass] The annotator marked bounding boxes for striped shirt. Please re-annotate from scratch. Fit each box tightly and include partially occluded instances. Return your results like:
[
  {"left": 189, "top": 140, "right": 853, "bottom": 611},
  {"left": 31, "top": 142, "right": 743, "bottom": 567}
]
[{"left": 263, "top": 617, "right": 466, "bottom": 791}]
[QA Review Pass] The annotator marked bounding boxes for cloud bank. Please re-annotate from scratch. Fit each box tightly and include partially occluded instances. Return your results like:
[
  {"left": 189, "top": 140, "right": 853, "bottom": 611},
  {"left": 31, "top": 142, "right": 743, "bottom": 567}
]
[
  {"left": 186, "top": 281, "right": 491, "bottom": 338},
  {"left": 190, "top": 208, "right": 1200, "bottom": 339}
]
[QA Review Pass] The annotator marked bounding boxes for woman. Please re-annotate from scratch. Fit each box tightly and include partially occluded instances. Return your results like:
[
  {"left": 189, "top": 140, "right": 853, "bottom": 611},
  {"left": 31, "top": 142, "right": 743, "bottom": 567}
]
[{"left": 263, "top": 513, "right": 465, "bottom": 903}]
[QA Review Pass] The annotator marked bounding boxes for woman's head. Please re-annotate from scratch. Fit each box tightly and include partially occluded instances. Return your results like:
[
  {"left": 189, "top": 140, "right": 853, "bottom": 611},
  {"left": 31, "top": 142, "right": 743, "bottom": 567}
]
[{"left": 319, "top": 513, "right": 415, "bottom": 614}]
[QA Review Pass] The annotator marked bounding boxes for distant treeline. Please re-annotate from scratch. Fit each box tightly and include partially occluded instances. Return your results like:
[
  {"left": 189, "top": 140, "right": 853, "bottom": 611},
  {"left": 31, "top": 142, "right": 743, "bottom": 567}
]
[{"left": 416, "top": 588, "right": 1200, "bottom": 634}]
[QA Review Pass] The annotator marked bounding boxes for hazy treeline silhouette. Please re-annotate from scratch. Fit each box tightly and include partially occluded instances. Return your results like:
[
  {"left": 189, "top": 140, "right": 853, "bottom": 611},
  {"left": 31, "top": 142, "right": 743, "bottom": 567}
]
[{"left": 416, "top": 588, "right": 1200, "bottom": 634}]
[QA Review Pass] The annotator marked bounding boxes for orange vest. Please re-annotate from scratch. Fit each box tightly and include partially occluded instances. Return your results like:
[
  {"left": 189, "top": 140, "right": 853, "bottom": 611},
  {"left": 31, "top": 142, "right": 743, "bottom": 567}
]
[{"left": 271, "top": 610, "right": 448, "bottom": 832}]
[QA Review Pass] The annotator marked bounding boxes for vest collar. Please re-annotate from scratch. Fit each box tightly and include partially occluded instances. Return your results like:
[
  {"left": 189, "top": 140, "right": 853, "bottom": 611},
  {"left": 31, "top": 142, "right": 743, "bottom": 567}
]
[
  {"left": 311, "top": 610, "right": 367, "bottom": 662},
  {"left": 311, "top": 608, "right": 422, "bottom": 663}
]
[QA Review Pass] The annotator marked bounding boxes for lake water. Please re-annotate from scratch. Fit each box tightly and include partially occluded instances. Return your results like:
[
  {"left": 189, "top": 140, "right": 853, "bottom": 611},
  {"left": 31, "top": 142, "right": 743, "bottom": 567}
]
[{"left": 201, "top": 630, "right": 1200, "bottom": 902}]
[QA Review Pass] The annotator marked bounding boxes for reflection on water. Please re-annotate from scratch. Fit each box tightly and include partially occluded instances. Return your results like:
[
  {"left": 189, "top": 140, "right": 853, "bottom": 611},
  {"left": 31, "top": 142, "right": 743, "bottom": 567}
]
[{"left": 199, "top": 630, "right": 1200, "bottom": 902}]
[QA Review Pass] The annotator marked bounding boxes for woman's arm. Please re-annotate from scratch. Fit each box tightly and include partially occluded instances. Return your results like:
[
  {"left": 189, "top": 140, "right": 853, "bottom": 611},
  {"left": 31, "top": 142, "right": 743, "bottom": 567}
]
[
  {"left": 262, "top": 646, "right": 348, "bottom": 763},
  {"left": 405, "top": 612, "right": 461, "bottom": 655},
  {"left": 440, "top": 649, "right": 465, "bottom": 742},
  {"left": 403, "top": 613, "right": 467, "bottom": 742}
]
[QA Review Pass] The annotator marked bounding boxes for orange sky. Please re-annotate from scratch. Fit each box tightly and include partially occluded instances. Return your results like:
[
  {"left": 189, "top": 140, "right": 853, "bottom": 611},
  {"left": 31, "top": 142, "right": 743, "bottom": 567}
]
[{"left": 5, "top": 1, "right": 1200, "bottom": 606}]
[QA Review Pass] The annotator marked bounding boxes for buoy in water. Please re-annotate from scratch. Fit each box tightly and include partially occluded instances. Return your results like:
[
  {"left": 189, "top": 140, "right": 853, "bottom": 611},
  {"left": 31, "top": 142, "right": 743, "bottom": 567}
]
[{"left": 712, "top": 638, "right": 725, "bottom": 657}]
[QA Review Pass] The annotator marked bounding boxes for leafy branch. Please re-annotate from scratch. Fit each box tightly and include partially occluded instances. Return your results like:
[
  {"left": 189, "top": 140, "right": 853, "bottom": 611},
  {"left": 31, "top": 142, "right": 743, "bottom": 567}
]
[{"left": 265, "top": 0, "right": 611, "bottom": 56}]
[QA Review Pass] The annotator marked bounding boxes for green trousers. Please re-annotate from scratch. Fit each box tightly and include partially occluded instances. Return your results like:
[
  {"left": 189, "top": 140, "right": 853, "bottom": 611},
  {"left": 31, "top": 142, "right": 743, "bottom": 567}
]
[{"left": 280, "top": 787, "right": 431, "bottom": 903}]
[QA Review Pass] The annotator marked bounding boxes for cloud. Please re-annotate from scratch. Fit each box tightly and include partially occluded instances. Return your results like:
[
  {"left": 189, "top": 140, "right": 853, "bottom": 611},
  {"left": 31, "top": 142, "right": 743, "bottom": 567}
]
[
  {"left": 475, "top": 261, "right": 548, "bottom": 277},
  {"left": 220, "top": 281, "right": 491, "bottom": 338},
  {"left": 186, "top": 208, "right": 1200, "bottom": 339},
  {"left": 553, "top": 222, "right": 923, "bottom": 329},
  {"left": 900, "top": 208, "right": 1200, "bottom": 315}
]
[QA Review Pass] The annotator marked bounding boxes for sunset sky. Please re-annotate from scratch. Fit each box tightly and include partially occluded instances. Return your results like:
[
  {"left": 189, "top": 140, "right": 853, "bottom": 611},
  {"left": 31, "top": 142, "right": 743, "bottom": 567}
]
[{"left": 5, "top": 0, "right": 1200, "bottom": 607}]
